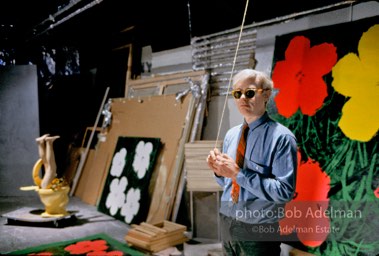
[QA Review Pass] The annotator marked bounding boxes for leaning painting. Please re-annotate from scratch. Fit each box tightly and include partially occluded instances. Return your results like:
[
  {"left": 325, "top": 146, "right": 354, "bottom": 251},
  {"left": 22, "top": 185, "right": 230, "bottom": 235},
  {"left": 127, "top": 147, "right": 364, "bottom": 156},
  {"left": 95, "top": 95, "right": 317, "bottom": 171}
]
[
  {"left": 98, "top": 136, "right": 161, "bottom": 225},
  {"left": 5, "top": 233, "right": 144, "bottom": 256},
  {"left": 271, "top": 16, "right": 379, "bottom": 255}
]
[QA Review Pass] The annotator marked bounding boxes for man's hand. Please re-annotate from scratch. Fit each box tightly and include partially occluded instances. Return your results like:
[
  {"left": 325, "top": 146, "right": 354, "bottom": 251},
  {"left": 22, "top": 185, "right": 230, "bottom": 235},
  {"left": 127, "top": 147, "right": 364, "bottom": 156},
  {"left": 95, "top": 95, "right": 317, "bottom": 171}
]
[
  {"left": 207, "top": 148, "right": 239, "bottom": 179},
  {"left": 207, "top": 148, "right": 221, "bottom": 172}
]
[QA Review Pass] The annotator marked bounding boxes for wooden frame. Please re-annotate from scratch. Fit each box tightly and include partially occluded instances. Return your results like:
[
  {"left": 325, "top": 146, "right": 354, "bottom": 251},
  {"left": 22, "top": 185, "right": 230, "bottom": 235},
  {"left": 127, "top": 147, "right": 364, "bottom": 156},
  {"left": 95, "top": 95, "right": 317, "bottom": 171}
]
[
  {"left": 113, "top": 43, "right": 133, "bottom": 91},
  {"left": 125, "top": 70, "right": 206, "bottom": 98}
]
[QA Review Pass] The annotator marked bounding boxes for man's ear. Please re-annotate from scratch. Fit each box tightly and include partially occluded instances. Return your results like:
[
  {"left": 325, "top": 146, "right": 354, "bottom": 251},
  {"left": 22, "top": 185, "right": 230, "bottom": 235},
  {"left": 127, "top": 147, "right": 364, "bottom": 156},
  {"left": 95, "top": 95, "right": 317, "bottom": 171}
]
[{"left": 263, "top": 90, "right": 271, "bottom": 104}]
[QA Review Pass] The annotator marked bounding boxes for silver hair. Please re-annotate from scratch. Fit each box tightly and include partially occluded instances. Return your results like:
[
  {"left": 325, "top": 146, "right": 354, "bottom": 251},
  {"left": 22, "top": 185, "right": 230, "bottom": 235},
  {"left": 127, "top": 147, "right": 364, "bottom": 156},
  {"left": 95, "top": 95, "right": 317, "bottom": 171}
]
[{"left": 232, "top": 69, "right": 274, "bottom": 90}]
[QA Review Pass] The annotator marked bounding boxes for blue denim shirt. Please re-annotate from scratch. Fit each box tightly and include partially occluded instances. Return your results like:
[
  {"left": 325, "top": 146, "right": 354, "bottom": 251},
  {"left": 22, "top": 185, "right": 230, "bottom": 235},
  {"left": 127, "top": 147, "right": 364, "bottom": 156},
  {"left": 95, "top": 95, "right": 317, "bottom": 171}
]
[{"left": 216, "top": 112, "right": 297, "bottom": 224}]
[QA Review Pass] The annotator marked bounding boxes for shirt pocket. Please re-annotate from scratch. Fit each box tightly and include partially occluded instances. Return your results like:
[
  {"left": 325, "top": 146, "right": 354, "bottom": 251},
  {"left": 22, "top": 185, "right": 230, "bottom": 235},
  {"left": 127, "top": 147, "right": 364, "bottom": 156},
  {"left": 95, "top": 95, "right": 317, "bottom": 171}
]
[{"left": 246, "top": 159, "right": 272, "bottom": 177}]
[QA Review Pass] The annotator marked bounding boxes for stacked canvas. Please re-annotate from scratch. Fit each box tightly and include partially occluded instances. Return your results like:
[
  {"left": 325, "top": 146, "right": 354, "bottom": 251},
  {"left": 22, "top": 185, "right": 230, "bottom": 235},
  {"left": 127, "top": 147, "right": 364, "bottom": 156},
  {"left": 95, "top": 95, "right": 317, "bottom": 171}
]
[
  {"left": 125, "top": 221, "right": 188, "bottom": 252},
  {"left": 185, "top": 140, "right": 223, "bottom": 191}
]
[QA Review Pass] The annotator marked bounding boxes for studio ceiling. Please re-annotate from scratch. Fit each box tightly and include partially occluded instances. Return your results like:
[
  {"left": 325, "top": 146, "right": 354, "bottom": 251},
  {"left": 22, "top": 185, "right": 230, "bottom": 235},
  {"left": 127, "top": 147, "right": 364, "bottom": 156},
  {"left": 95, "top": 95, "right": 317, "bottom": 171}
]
[{"left": 0, "top": 0, "right": 359, "bottom": 52}]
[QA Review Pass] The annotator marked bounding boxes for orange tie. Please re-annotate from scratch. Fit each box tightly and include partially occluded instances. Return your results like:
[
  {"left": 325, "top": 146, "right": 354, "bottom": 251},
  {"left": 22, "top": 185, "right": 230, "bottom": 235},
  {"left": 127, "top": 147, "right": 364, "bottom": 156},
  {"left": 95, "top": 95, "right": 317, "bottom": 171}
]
[{"left": 231, "top": 123, "right": 249, "bottom": 204}]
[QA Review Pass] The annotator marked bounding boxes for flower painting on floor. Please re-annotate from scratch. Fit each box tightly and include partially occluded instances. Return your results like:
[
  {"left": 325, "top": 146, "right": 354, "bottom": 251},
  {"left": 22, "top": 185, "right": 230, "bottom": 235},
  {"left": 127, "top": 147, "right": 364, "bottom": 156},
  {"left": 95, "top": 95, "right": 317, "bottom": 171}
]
[
  {"left": 9, "top": 234, "right": 144, "bottom": 256},
  {"left": 98, "top": 136, "right": 161, "bottom": 225}
]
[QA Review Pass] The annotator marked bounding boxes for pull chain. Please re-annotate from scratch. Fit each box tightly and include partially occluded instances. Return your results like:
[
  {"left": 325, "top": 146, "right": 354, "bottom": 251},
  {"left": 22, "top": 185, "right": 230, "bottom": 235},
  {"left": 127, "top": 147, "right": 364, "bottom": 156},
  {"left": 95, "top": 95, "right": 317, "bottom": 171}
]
[{"left": 214, "top": 0, "right": 250, "bottom": 148}]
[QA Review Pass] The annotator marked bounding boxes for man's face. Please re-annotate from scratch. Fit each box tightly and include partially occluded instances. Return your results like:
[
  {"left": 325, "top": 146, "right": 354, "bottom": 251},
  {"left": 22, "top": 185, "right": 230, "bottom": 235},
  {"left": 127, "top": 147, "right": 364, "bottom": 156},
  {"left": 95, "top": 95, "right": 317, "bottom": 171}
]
[{"left": 233, "top": 77, "right": 268, "bottom": 119}]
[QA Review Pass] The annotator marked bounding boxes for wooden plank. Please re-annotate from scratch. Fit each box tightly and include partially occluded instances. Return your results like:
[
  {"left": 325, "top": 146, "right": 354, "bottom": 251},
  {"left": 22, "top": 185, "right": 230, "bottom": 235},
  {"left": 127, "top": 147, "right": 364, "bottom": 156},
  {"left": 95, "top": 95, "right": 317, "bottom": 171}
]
[
  {"left": 126, "top": 70, "right": 206, "bottom": 87},
  {"left": 152, "top": 96, "right": 196, "bottom": 222},
  {"left": 184, "top": 140, "right": 223, "bottom": 192},
  {"left": 140, "top": 222, "right": 168, "bottom": 234},
  {"left": 70, "top": 87, "right": 110, "bottom": 196},
  {"left": 127, "top": 229, "right": 155, "bottom": 240},
  {"left": 125, "top": 235, "right": 151, "bottom": 248},
  {"left": 134, "top": 226, "right": 158, "bottom": 237},
  {"left": 126, "top": 70, "right": 206, "bottom": 97},
  {"left": 125, "top": 220, "right": 188, "bottom": 253},
  {"left": 126, "top": 236, "right": 188, "bottom": 252}
]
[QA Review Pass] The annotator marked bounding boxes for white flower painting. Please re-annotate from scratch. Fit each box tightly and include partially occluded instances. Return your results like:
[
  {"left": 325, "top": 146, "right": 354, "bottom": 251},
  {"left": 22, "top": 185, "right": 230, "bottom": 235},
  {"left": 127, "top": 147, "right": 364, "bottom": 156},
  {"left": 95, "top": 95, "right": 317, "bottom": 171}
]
[
  {"left": 132, "top": 141, "right": 153, "bottom": 179},
  {"left": 110, "top": 148, "right": 127, "bottom": 177},
  {"left": 121, "top": 188, "right": 141, "bottom": 224},
  {"left": 105, "top": 176, "right": 128, "bottom": 216},
  {"left": 98, "top": 136, "right": 160, "bottom": 225}
]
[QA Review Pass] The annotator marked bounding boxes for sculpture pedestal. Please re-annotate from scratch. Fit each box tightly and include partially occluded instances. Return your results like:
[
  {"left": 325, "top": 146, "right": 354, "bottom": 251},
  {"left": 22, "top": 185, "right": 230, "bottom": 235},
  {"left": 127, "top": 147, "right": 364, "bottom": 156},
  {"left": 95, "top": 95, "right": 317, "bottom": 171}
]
[{"left": 2, "top": 207, "right": 77, "bottom": 228}]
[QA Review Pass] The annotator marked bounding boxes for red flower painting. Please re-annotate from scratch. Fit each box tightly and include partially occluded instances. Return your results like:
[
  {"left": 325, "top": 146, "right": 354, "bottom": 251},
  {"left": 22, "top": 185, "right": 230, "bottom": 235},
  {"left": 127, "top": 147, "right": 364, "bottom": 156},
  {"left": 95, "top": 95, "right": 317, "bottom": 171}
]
[
  {"left": 279, "top": 150, "right": 331, "bottom": 247},
  {"left": 28, "top": 253, "right": 53, "bottom": 256},
  {"left": 272, "top": 36, "right": 337, "bottom": 118},
  {"left": 87, "top": 250, "right": 124, "bottom": 256},
  {"left": 64, "top": 239, "right": 109, "bottom": 254},
  {"left": 374, "top": 187, "right": 379, "bottom": 199}
]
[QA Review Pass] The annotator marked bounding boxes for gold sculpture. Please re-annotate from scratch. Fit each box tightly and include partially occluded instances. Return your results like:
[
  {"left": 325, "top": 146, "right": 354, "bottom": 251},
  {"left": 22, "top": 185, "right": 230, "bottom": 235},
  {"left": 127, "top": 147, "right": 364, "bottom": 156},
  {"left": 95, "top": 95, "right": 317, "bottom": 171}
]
[{"left": 21, "top": 134, "right": 70, "bottom": 218}]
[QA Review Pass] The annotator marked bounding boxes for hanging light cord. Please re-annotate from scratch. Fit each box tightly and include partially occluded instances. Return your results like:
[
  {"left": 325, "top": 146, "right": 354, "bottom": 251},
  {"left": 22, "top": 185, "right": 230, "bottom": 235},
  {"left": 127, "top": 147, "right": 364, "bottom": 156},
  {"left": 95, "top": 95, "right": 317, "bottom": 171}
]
[{"left": 214, "top": 0, "right": 250, "bottom": 148}]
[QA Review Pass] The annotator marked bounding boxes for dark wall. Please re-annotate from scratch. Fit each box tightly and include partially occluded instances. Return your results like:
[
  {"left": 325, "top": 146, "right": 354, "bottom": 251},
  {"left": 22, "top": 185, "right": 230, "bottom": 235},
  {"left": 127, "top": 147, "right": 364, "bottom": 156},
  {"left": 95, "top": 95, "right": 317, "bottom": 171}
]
[{"left": 0, "top": 65, "right": 40, "bottom": 196}]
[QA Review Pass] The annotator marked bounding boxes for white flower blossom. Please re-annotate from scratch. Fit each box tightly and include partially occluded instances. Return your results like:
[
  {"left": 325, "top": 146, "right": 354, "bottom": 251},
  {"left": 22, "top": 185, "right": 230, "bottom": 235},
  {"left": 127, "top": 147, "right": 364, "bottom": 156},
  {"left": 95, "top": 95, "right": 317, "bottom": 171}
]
[
  {"left": 110, "top": 148, "right": 127, "bottom": 177},
  {"left": 105, "top": 176, "right": 128, "bottom": 215},
  {"left": 121, "top": 188, "right": 141, "bottom": 224},
  {"left": 132, "top": 141, "right": 153, "bottom": 179}
]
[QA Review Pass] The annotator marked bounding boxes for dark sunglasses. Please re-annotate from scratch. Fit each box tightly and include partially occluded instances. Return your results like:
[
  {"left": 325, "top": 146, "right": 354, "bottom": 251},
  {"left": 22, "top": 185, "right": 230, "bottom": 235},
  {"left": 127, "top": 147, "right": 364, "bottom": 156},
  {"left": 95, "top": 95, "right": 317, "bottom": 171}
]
[{"left": 231, "top": 88, "right": 269, "bottom": 99}]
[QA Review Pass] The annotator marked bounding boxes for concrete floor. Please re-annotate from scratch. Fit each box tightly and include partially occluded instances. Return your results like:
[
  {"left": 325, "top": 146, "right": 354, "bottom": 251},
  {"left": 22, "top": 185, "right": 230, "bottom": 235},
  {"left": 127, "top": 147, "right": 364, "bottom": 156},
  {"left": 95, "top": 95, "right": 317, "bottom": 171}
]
[
  {"left": 0, "top": 195, "right": 222, "bottom": 255},
  {"left": 0, "top": 195, "right": 302, "bottom": 256}
]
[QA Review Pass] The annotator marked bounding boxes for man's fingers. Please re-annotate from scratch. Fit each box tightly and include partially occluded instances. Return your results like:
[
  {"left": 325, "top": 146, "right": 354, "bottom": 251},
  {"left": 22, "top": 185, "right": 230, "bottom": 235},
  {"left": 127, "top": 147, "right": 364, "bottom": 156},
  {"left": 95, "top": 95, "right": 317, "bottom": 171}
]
[{"left": 209, "top": 150, "right": 216, "bottom": 160}]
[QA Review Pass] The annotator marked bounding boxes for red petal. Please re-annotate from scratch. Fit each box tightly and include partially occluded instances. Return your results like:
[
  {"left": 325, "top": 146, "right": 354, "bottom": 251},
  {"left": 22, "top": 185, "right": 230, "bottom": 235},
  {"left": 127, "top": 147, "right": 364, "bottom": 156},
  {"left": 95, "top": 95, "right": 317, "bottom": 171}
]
[
  {"left": 298, "top": 75, "right": 328, "bottom": 116},
  {"left": 273, "top": 36, "right": 337, "bottom": 117},
  {"left": 273, "top": 62, "right": 300, "bottom": 117},
  {"left": 297, "top": 207, "right": 330, "bottom": 247},
  {"left": 303, "top": 43, "right": 337, "bottom": 76},
  {"left": 295, "top": 157, "right": 330, "bottom": 201},
  {"left": 374, "top": 187, "right": 379, "bottom": 198},
  {"left": 285, "top": 36, "right": 310, "bottom": 63}
]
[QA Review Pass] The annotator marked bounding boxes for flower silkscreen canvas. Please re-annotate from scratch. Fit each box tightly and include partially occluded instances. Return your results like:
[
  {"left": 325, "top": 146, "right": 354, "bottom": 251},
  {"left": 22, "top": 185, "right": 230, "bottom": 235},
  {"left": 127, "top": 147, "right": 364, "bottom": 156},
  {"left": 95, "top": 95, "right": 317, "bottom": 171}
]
[
  {"left": 271, "top": 16, "right": 379, "bottom": 255},
  {"left": 98, "top": 136, "right": 161, "bottom": 225}
]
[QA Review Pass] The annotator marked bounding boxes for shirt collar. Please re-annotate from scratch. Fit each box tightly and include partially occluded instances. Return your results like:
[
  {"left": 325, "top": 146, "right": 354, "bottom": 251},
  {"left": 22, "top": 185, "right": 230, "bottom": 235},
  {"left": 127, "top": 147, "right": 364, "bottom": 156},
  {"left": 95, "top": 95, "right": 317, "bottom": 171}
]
[{"left": 245, "top": 112, "right": 269, "bottom": 131}]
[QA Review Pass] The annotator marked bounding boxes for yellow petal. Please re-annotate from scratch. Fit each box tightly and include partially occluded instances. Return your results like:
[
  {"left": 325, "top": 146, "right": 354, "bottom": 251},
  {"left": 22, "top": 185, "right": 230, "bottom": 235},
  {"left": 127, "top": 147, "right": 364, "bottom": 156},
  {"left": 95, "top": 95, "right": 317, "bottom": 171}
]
[
  {"left": 339, "top": 97, "right": 379, "bottom": 142},
  {"left": 332, "top": 54, "right": 366, "bottom": 97},
  {"left": 332, "top": 24, "right": 379, "bottom": 142},
  {"left": 332, "top": 24, "right": 379, "bottom": 98},
  {"left": 359, "top": 24, "right": 379, "bottom": 72}
]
